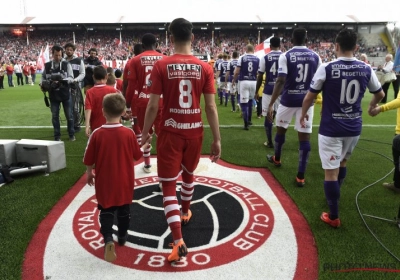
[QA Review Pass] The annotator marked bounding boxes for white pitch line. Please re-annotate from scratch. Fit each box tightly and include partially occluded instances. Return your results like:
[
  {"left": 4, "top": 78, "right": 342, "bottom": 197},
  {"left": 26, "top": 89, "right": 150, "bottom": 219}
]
[{"left": 0, "top": 124, "right": 396, "bottom": 129}]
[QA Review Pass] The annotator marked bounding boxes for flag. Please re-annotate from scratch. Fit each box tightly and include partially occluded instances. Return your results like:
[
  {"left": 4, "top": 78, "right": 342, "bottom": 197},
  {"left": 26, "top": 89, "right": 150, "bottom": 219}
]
[
  {"left": 255, "top": 35, "right": 274, "bottom": 58},
  {"left": 119, "top": 31, "right": 122, "bottom": 47},
  {"left": 394, "top": 43, "right": 400, "bottom": 73},
  {"left": 27, "top": 32, "right": 29, "bottom": 46},
  {"left": 36, "top": 44, "right": 50, "bottom": 70}
]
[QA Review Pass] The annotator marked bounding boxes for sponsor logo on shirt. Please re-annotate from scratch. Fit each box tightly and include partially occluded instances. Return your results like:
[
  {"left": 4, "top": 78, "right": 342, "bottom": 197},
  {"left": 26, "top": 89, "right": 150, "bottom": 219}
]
[
  {"left": 167, "top": 64, "right": 202, "bottom": 79},
  {"left": 164, "top": 118, "right": 203, "bottom": 129},
  {"left": 140, "top": 56, "right": 163, "bottom": 66},
  {"left": 138, "top": 92, "right": 150, "bottom": 99}
]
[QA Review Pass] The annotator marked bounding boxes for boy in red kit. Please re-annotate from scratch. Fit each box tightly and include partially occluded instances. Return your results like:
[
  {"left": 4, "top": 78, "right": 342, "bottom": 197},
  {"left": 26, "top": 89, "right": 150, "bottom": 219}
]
[
  {"left": 84, "top": 66, "right": 118, "bottom": 137},
  {"left": 127, "top": 33, "right": 165, "bottom": 173},
  {"left": 114, "top": 69, "right": 123, "bottom": 92},
  {"left": 84, "top": 93, "right": 149, "bottom": 262},
  {"left": 141, "top": 18, "right": 221, "bottom": 262}
]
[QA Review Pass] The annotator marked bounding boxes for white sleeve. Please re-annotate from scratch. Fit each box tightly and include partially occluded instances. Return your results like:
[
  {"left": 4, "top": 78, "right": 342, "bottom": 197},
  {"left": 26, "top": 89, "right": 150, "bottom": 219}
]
[
  {"left": 309, "top": 63, "right": 327, "bottom": 92},
  {"left": 278, "top": 53, "right": 287, "bottom": 75},
  {"left": 368, "top": 66, "right": 383, "bottom": 92},
  {"left": 237, "top": 56, "right": 243, "bottom": 67},
  {"left": 258, "top": 56, "right": 265, "bottom": 73}
]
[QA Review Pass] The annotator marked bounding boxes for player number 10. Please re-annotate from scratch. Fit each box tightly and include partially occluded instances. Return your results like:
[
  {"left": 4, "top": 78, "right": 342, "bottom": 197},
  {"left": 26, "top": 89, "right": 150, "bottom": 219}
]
[{"left": 340, "top": 79, "right": 360, "bottom": 104}]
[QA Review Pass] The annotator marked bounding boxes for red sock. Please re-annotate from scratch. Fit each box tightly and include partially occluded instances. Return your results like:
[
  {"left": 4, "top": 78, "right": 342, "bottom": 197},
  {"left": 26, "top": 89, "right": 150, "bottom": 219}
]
[{"left": 162, "top": 181, "right": 181, "bottom": 241}]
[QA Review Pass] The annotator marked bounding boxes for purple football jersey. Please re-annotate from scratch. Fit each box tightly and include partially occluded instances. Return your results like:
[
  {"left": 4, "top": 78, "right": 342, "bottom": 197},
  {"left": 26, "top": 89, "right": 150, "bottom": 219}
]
[
  {"left": 237, "top": 54, "right": 260, "bottom": 81},
  {"left": 227, "top": 59, "right": 238, "bottom": 82},
  {"left": 258, "top": 50, "right": 282, "bottom": 95},
  {"left": 309, "top": 57, "right": 382, "bottom": 137},
  {"left": 218, "top": 60, "right": 229, "bottom": 82},
  {"left": 278, "top": 46, "right": 321, "bottom": 107}
]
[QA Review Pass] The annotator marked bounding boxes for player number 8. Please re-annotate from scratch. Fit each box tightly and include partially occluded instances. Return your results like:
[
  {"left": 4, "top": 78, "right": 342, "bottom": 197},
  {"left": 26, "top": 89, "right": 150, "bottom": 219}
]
[{"left": 179, "top": 79, "right": 193, "bottom": 108}]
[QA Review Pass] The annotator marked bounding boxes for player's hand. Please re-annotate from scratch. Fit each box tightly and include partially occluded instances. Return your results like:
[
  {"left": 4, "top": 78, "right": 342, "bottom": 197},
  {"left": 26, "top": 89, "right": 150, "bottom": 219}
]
[
  {"left": 86, "top": 170, "right": 95, "bottom": 186},
  {"left": 210, "top": 140, "right": 221, "bottom": 163},
  {"left": 85, "top": 126, "right": 91, "bottom": 138},
  {"left": 140, "top": 133, "right": 152, "bottom": 147},
  {"left": 368, "top": 105, "right": 381, "bottom": 116},
  {"left": 300, "top": 114, "right": 309, "bottom": 128},
  {"left": 267, "top": 105, "right": 274, "bottom": 122}
]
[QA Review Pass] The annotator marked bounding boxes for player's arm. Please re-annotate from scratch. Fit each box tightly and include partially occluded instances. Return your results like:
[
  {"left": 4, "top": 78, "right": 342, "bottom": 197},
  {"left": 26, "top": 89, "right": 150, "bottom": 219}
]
[
  {"left": 141, "top": 93, "right": 160, "bottom": 145},
  {"left": 232, "top": 66, "right": 240, "bottom": 84},
  {"left": 225, "top": 69, "right": 230, "bottom": 84},
  {"left": 301, "top": 90, "right": 318, "bottom": 125}
]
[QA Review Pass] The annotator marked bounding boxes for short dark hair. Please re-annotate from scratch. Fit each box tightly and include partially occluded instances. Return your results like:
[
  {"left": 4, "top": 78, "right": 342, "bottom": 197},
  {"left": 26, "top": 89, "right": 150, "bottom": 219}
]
[
  {"left": 93, "top": 66, "right": 107, "bottom": 80},
  {"left": 64, "top": 43, "right": 76, "bottom": 51},
  {"left": 335, "top": 29, "right": 357, "bottom": 52},
  {"left": 133, "top": 44, "right": 143, "bottom": 56},
  {"left": 232, "top": 51, "right": 238, "bottom": 59},
  {"left": 169, "top": 18, "right": 193, "bottom": 43},
  {"left": 103, "top": 93, "right": 126, "bottom": 118},
  {"left": 114, "top": 69, "right": 122, "bottom": 78},
  {"left": 142, "top": 33, "right": 157, "bottom": 48},
  {"left": 51, "top": 45, "right": 63, "bottom": 54},
  {"left": 270, "top": 37, "right": 280, "bottom": 48},
  {"left": 106, "top": 67, "right": 114, "bottom": 75},
  {"left": 89, "top": 48, "right": 97, "bottom": 55},
  {"left": 292, "top": 28, "right": 307, "bottom": 45}
]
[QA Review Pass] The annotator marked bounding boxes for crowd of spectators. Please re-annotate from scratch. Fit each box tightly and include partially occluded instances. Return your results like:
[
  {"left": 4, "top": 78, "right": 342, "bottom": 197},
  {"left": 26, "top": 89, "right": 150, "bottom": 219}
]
[{"left": 0, "top": 28, "right": 386, "bottom": 67}]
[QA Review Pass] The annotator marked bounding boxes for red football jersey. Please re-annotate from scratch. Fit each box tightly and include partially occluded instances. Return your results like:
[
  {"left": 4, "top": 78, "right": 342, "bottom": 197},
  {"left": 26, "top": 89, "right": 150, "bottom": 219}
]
[
  {"left": 149, "top": 54, "right": 215, "bottom": 139},
  {"left": 83, "top": 124, "right": 143, "bottom": 209},
  {"left": 116, "top": 78, "right": 123, "bottom": 92},
  {"left": 124, "top": 58, "right": 136, "bottom": 108},
  {"left": 129, "top": 50, "right": 165, "bottom": 108},
  {"left": 85, "top": 84, "right": 118, "bottom": 131}
]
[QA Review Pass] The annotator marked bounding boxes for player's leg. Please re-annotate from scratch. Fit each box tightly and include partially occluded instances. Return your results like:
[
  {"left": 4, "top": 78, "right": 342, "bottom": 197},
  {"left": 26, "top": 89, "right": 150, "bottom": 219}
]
[
  {"left": 99, "top": 206, "right": 117, "bottom": 262},
  {"left": 180, "top": 137, "right": 202, "bottom": 225},
  {"left": 116, "top": 204, "right": 131, "bottom": 246},
  {"left": 137, "top": 107, "right": 151, "bottom": 173},
  {"left": 157, "top": 132, "right": 188, "bottom": 261},
  {"left": 267, "top": 105, "right": 293, "bottom": 165},
  {"left": 295, "top": 106, "right": 314, "bottom": 186},
  {"left": 262, "top": 94, "right": 273, "bottom": 147},
  {"left": 383, "top": 134, "right": 400, "bottom": 192},
  {"left": 319, "top": 134, "right": 341, "bottom": 228},
  {"left": 239, "top": 81, "right": 250, "bottom": 129}
]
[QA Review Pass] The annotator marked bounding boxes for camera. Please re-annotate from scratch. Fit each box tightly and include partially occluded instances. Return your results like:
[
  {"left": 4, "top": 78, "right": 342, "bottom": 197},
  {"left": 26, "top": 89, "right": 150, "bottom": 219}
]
[{"left": 40, "top": 73, "right": 66, "bottom": 92}]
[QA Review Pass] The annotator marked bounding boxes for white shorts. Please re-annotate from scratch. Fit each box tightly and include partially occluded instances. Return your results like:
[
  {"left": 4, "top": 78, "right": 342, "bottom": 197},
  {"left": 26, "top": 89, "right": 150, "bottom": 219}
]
[
  {"left": 318, "top": 134, "right": 360, "bottom": 169},
  {"left": 217, "top": 80, "right": 224, "bottom": 89},
  {"left": 227, "top": 82, "right": 236, "bottom": 93},
  {"left": 238, "top": 80, "right": 256, "bottom": 103},
  {"left": 262, "top": 94, "right": 281, "bottom": 117},
  {"left": 275, "top": 104, "right": 314, "bottom": 133}
]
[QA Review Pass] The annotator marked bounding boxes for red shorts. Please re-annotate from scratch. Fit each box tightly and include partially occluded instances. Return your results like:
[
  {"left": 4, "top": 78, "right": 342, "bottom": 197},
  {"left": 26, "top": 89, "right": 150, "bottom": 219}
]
[
  {"left": 157, "top": 130, "right": 203, "bottom": 180},
  {"left": 137, "top": 107, "right": 162, "bottom": 135}
]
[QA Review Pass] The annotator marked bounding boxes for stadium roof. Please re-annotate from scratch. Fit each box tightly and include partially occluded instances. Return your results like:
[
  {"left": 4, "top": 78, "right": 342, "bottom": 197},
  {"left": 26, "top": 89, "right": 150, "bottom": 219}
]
[{"left": 1, "top": 0, "right": 399, "bottom": 25}]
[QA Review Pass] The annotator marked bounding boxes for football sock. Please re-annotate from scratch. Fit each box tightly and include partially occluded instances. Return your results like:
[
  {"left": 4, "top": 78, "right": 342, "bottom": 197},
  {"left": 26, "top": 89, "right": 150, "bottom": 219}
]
[
  {"left": 231, "top": 95, "right": 236, "bottom": 111},
  {"left": 240, "top": 103, "right": 248, "bottom": 126},
  {"left": 162, "top": 181, "right": 182, "bottom": 241},
  {"left": 274, "top": 134, "right": 285, "bottom": 161},
  {"left": 181, "top": 172, "right": 194, "bottom": 214},
  {"left": 324, "top": 180, "right": 340, "bottom": 220},
  {"left": 247, "top": 100, "right": 253, "bottom": 123},
  {"left": 298, "top": 141, "right": 311, "bottom": 175},
  {"left": 143, "top": 145, "right": 151, "bottom": 166},
  {"left": 338, "top": 166, "right": 347, "bottom": 187},
  {"left": 264, "top": 117, "right": 273, "bottom": 143}
]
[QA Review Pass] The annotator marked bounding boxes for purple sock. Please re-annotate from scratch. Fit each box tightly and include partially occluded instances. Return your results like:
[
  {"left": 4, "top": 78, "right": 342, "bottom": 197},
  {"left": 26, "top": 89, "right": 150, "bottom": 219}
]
[
  {"left": 298, "top": 141, "right": 311, "bottom": 175},
  {"left": 241, "top": 103, "right": 248, "bottom": 126},
  {"left": 324, "top": 181, "right": 340, "bottom": 220},
  {"left": 274, "top": 134, "right": 285, "bottom": 161},
  {"left": 247, "top": 100, "right": 253, "bottom": 122},
  {"left": 338, "top": 167, "right": 347, "bottom": 187},
  {"left": 264, "top": 118, "right": 273, "bottom": 142}
]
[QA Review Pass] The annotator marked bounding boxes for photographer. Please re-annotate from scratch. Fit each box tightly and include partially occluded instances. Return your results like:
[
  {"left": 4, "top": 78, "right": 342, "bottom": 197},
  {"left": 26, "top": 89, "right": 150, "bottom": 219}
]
[
  {"left": 41, "top": 45, "right": 75, "bottom": 141},
  {"left": 65, "top": 43, "right": 85, "bottom": 132}
]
